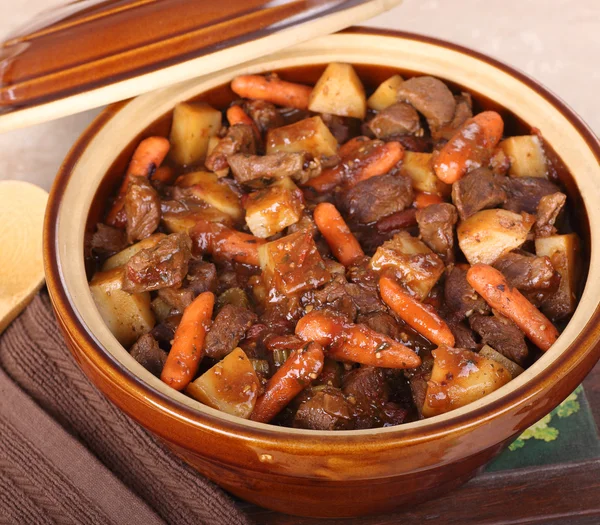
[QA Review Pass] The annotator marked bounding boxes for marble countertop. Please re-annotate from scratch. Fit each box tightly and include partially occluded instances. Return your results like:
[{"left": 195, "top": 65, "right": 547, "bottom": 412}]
[{"left": 0, "top": 0, "right": 598, "bottom": 190}]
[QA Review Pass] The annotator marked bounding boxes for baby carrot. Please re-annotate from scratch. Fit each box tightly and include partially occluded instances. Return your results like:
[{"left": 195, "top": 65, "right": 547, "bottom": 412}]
[
  {"left": 313, "top": 202, "right": 364, "bottom": 266},
  {"left": 414, "top": 192, "right": 444, "bottom": 209},
  {"left": 107, "top": 136, "right": 171, "bottom": 226},
  {"left": 231, "top": 75, "right": 312, "bottom": 110},
  {"left": 352, "top": 141, "right": 404, "bottom": 186},
  {"left": 251, "top": 342, "right": 324, "bottom": 423},
  {"left": 226, "top": 105, "right": 261, "bottom": 143},
  {"left": 433, "top": 111, "right": 504, "bottom": 184},
  {"left": 466, "top": 264, "right": 559, "bottom": 351},
  {"left": 151, "top": 165, "right": 175, "bottom": 183},
  {"left": 161, "top": 292, "right": 215, "bottom": 391},
  {"left": 338, "top": 135, "right": 371, "bottom": 158},
  {"left": 379, "top": 276, "right": 455, "bottom": 347}
]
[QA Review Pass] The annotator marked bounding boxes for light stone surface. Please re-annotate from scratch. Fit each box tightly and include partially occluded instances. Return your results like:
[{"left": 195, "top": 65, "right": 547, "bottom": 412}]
[{"left": 0, "top": 0, "right": 598, "bottom": 190}]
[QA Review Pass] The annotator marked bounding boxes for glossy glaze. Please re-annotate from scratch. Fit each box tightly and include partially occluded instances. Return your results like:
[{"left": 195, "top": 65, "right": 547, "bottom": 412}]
[{"left": 44, "top": 30, "right": 600, "bottom": 517}]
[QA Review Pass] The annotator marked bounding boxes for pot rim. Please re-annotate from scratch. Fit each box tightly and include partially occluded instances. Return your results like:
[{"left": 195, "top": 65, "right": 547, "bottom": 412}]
[{"left": 44, "top": 27, "right": 600, "bottom": 451}]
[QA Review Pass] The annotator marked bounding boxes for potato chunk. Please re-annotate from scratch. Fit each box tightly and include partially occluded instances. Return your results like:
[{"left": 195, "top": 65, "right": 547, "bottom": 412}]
[
  {"left": 266, "top": 116, "right": 338, "bottom": 158},
  {"left": 500, "top": 135, "right": 547, "bottom": 178},
  {"left": 367, "top": 74, "right": 404, "bottom": 111},
  {"left": 370, "top": 231, "right": 444, "bottom": 300},
  {"left": 535, "top": 233, "right": 580, "bottom": 320},
  {"left": 170, "top": 102, "right": 222, "bottom": 166},
  {"left": 89, "top": 267, "right": 155, "bottom": 348},
  {"left": 422, "top": 346, "right": 512, "bottom": 417},
  {"left": 399, "top": 152, "right": 450, "bottom": 196},
  {"left": 308, "top": 63, "right": 367, "bottom": 119},
  {"left": 186, "top": 348, "right": 260, "bottom": 419},
  {"left": 479, "top": 345, "right": 524, "bottom": 379},
  {"left": 176, "top": 171, "right": 243, "bottom": 220},
  {"left": 244, "top": 177, "right": 304, "bottom": 238},
  {"left": 258, "top": 231, "right": 331, "bottom": 295},
  {"left": 162, "top": 206, "right": 233, "bottom": 233},
  {"left": 457, "top": 209, "right": 534, "bottom": 265},
  {"left": 102, "top": 233, "right": 166, "bottom": 271}
]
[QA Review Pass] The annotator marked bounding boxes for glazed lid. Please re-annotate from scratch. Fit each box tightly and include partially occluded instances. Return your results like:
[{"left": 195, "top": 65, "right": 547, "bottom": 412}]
[{"left": 0, "top": 0, "right": 401, "bottom": 133}]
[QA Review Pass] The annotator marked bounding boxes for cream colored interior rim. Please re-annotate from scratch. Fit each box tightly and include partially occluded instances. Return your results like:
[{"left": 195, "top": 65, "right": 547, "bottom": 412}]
[{"left": 55, "top": 32, "right": 600, "bottom": 436}]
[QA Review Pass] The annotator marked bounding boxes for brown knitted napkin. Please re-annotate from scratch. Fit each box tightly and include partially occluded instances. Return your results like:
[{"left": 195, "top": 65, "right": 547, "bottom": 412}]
[{"left": 0, "top": 292, "right": 252, "bottom": 525}]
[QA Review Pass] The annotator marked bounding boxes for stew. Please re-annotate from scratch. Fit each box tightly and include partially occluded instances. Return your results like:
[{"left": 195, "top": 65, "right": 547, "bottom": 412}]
[{"left": 88, "top": 63, "right": 582, "bottom": 429}]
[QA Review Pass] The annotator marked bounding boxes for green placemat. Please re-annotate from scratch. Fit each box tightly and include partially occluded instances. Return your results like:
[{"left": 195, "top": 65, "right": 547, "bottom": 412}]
[{"left": 487, "top": 385, "right": 600, "bottom": 472}]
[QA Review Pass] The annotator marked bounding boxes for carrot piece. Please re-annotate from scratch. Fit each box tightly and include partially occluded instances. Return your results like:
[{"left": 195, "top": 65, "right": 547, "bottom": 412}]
[
  {"left": 414, "top": 192, "right": 444, "bottom": 209},
  {"left": 231, "top": 75, "right": 312, "bottom": 110},
  {"left": 151, "top": 165, "right": 175, "bottom": 183},
  {"left": 251, "top": 342, "right": 324, "bottom": 423},
  {"left": 295, "top": 310, "right": 421, "bottom": 369},
  {"left": 466, "top": 264, "right": 559, "bottom": 351},
  {"left": 190, "top": 219, "right": 265, "bottom": 266},
  {"left": 160, "top": 291, "right": 215, "bottom": 391},
  {"left": 226, "top": 105, "right": 261, "bottom": 143},
  {"left": 305, "top": 140, "right": 404, "bottom": 193},
  {"left": 433, "top": 111, "right": 504, "bottom": 184},
  {"left": 338, "top": 135, "right": 371, "bottom": 158},
  {"left": 106, "top": 136, "right": 171, "bottom": 226},
  {"left": 313, "top": 202, "right": 364, "bottom": 266},
  {"left": 379, "top": 276, "right": 455, "bottom": 347}
]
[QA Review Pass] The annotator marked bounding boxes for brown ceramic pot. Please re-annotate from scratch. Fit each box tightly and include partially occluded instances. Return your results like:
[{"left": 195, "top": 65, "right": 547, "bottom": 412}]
[{"left": 44, "top": 29, "right": 600, "bottom": 518}]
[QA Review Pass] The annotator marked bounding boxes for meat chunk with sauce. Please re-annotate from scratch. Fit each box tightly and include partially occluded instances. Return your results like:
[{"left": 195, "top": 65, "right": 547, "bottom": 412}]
[
  {"left": 309, "top": 273, "right": 358, "bottom": 322},
  {"left": 228, "top": 151, "right": 319, "bottom": 186},
  {"left": 90, "top": 223, "right": 127, "bottom": 255},
  {"left": 123, "top": 233, "right": 192, "bottom": 293},
  {"left": 346, "top": 258, "right": 387, "bottom": 314},
  {"left": 243, "top": 99, "right": 284, "bottom": 132},
  {"left": 535, "top": 192, "right": 566, "bottom": 238},
  {"left": 205, "top": 123, "right": 256, "bottom": 172},
  {"left": 469, "top": 313, "right": 528, "bottom": 365},
  {"left": 130, "top": 334, "right": 168, "bottom": 377},
  {"left": 340, "top": 172, "right": 413, "bottom": 224},
  {"left": 416, "top": 203, "right": 458, "bottom": 262},
  {"left": 356, "top": 311, "right": 404, "bottom": 341},
  {"left": 124, "top": 176, "right": 161, "bottom": 243},
  {"left": 367, "top": 102, "right": 421, "bottom": 139},
  {"left": 503, "top": 177, "right": 561, "bottom": 214},
  {"left": 342, "top": 367, "right": 389, "bottom": 429},
  {"left": 434, "top": 93, "right": 473, "bottom": 140},
  {"left": 293, "top": 387, "right": 355, "bottom": 430},
  {"left": 204, "top": 304, "right": 258, "bottom": 360},
  {"left": 451, "top": 168, "right": 507, "bottom": 220},
  {"left": 444, "top": 266, "right": 490, "bottom": 320}
]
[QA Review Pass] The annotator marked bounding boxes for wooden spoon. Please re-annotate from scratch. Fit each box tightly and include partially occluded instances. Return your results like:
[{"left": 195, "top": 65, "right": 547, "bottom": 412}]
[{"left": 0, "top": 181, "right": 48, "bottom": 334}]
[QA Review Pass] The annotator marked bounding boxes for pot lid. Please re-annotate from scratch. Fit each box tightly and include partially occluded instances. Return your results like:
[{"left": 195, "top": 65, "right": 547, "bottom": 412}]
[{"left": 0, "top": 0, "right": 401, "bottom": 133}]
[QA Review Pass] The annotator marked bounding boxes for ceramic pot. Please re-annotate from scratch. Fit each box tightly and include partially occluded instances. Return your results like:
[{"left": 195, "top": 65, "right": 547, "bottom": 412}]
[{"left": 44, "top": 29, "right": 600, "bottom": 518}]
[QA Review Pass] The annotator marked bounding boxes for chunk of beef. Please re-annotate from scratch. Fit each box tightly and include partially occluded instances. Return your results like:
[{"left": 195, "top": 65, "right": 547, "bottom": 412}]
[
  {"left": 123, "top": 233, "right": 192, "bottom": 293},
  {"left": 367, "top": 102, "right": 421, "bottom": 139},
  {"left": 433, "top": 92, "right": 473, "bottom": 140},
  {"left": 342, "top": 366, "right": 389, "bottom": 429},
  {"left": 204, "top": 304, "right": 258, "bottom": 360},
  {"left": 205, "top": 123, "right": 256, "bottom": 172},
  {"left": 286, "top": 213, "right": 318, "bottom": 237},
  {"left": 451, "top": 168, "right": 507, "bottom": 220},
  {"left": 503, "top": 177, "right": 561, "bottom": 214},
  {"left": 403, "top": 351, "right": 434, "bottom": 418},
  {"left": 321, "top": 113, "right": 360, "bottom": 144},
  {"left": 493, "top": 252, "right": 559, "bottom": 292},
  {"left": 157, "top": 287, "right": 194, "bottom": 313},
  {"left": 309, "top": 273, "right": 358, "bottom": 322},
  {"left": 396, "top": 135, "right": 433, "bottom": 153},
  {"left": 228, "top": 151, "right": 320, "bottom": 186},
  {"left": 90, "top": 223, "right": 127, "bottom": 255},
  {"left": 124, "top": 176, "right": 161, "bottom": 243},
  {"left": 444, "top": 266, "right": 490, "bottom": 320},
  {"left": 376, "top": 208, "right": 418, "bottom": 233},
  {"left": 535, "top": 192, "right": 566, "bottom": 237},
  {"left": 293, "top": 387, "right": 355, "bottom": 430},
  {"left": 469, "top": 313, "right": 528, "bottom": 365},
  {"left": 340, "top": 173, "right": 413, "bottom": 224},
  {"left": 346, "top": 258, "right": 387, "bottom": 314},
  {"left": 243, "top": 99, "right": 284, "bottom": 132},
  {"left": 356, "top": 311, "right": 404, "bottom": 340},
  {"left": 130, "top": 334, "right": 168, "bottom": 377},
  {"left": 185, "top": 259, "right": 218, "bottom": 295},
  {"left": 396, "top": 76, "right": 456, "bottom": 132},
  {"left": 416, "top": 203, "right": 458, "bottom": 261},
  {"left": 446, "top": 317, "right": 478, "bottom": 350}
]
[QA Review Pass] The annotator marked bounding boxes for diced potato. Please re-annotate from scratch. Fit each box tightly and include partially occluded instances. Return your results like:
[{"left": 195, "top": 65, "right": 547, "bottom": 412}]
[
  {"left": 206, "top": 136, "right": 229, "bottom": 177},
  {"left": 266, "top": 116, "right": 338, "bottom": 158},
  {"left": 457, "top": 209, "right": 535, "bottom": 265},
  {"left": 102, "top": 233, "right": 166, "bottom": 271},
  {"left": 367, "top": 74, "right": 404, "bottom": 111},
  {"left": 400, "top": 152, "right": 451, "bottom": 196},
  {"left": 258, "top": 231, "right": 331, "bottom": 295},
  {"left": 370, "top": 231, "right": 444, "bottom": 300},
  {"left": 500, "top": 135, "right": 547, "bottom": 178},
  {"left": 186, "top": 348, "right": 260, "bottom": 419},
  {"left": 479, "top": 345, "right": 524, "bottom": 379},
  {"left": 535, "top": 233, "right": 580, "bottom": 320},
  {"left": 422, "top": 346, "right": 512, "bottom": 418},
  {"left": 162, "top": 205, "right": 233, "bottom": 233},
  {"left": 170, "top": 102, "right": 222, "bottom": 166},
  {"left": 308, "top": 63, "right": 367, "bottom": 119},
  {"left": 244, "top": 177, "right": 304, "bottom": 238},
  {"left": 89, "top": 267, "right": 155, "bottom": 348},
  {"left": 176, "top": 171, "right": 243, "bottom": 220}
]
